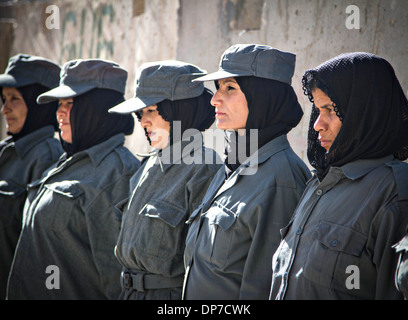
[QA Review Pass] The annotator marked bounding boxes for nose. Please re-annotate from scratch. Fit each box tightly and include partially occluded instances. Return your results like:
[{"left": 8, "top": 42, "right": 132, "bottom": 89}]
[
  {"left": 56, "top": 105, "right": 65, "bottom": 117},
  {"left": 313, "top": 113, "right": 328, "bottom": 132},
  {"left": 1, "top": 99, "right": 10, "bottom": 114},
  {"left": 211, "top": 90, "right": 222, "bottom": 108},
  {"left": 57, "top": 103, "right": 71, "bottom": 116},
  {"left": 140, "top": 114, "right": 150, "bottom": 129}
]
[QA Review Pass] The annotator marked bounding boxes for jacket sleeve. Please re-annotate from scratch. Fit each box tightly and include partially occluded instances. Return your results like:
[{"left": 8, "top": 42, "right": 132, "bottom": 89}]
[
  {"left": 239, "top": 185, "right": 304, "bottom": 299},
  {"left": 369, "top": 202, "right": 408, "bottom": 299}
]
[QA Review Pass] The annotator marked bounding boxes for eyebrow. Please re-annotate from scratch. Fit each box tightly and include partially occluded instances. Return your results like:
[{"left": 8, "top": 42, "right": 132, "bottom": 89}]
[
  {"left": 315, "top": 103, "right": 334, "bottom": 109},
  {"left": 218, "top": 78, "right": 238, "bottom": 86}
]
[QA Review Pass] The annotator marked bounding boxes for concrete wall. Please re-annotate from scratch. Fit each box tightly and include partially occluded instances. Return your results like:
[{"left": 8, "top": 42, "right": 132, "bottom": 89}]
[{"left": 1, "top": 0, "right": 407, "bottom": 163}]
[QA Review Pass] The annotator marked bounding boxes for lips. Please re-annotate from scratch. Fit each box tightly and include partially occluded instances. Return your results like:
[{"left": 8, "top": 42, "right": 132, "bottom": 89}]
[
  {"left": 318, "top": 138, "right": 332, "bottom": 148},
  {"left": 58, "top": 119, "right": 69, "bottom": 127},
  {"left": 215, "top": 111, "right": 226, "bottom": 118}
]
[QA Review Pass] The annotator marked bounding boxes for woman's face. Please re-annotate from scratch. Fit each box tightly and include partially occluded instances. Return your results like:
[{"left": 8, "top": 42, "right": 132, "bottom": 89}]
[
  {"left": 1, "top": 87, "right": 28, "bottom": 134},
  {"left": 57, "top": 98, "right": 74, "bottom": 143},
  {"left": 312, "top": 87, "right": 342, "bottom": 152},
  {"left": 211, "top": 77, "right": 249, "bottom": 131},
  {"left": 139, "top": 104, "right": 170, "bottom": 149}
]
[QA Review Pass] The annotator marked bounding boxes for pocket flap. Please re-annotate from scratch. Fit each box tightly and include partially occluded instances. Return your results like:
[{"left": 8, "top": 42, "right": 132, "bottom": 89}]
[
  {"left": 139, "top": 199, "right": 187, "bottom": 228},
  {"left": 0, "top": 180, "right": 26, "bottom": 198},
  {"left": 313, "top": 220, "right": 367, "bottom": 256},
  {"left": 44, "top": 181, "right": 84, "bottom": 199},
  {"left": 393, "top": 234, "right": 408, "bottom": 253},
  {"left": 206, "top": 202, "right": 237, "bottom": 232}
]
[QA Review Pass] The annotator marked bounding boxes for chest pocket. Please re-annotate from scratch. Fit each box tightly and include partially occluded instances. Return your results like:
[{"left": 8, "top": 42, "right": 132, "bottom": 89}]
[
  {"left": 0, "top": 180, "right": 26, "bottom": 223},
  {"left": 135, "top": 199, "right": 188, "bottom": 261},
  {"left": 36, "top": 182, "right": 84, "bottom": 232},
  {"left": 304, "top": 220, "right": 369, "bottom": 293},
  {"left": 204, "top": 202, "right": 237, "bottom": 268}
]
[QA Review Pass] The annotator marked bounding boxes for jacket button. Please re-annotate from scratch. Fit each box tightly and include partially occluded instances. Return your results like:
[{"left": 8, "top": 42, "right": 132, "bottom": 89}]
[
  {"left": 331, "top": 239, "right": 338, "bottom": 247},
  {"left": 316, "top": 189, "right": 323, "bottom": 196}
]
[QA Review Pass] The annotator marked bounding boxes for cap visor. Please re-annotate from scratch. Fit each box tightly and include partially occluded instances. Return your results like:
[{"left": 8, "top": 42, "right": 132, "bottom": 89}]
[
  {"left": 193, "top": 70, "right": 246, "bottom": 82},
  {"left": 109, "top": 96, "right": 164, "bottom": 114},
  {"left": 0, "top": 74, "right": 23, "bottom": 87},
  {"left": 37, "top": 84, "right": 95, "bottom": 104}
]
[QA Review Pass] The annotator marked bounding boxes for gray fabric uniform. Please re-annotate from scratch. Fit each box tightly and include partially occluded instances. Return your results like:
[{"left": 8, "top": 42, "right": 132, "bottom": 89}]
[
  {"left": 183, "top": 135, "right": 311, "bottom": 300},
  {"left": 115, "top": 136, "right": 221, "bottom": 300},
  {"left": 0, "top": 126, "right": 63, "bottom": 299},
  {"left": 270, "top": 156, "right": 408, "bottom": 300},
  {"left": 7, "top": 134, "right": 140, "bottom": 300}
]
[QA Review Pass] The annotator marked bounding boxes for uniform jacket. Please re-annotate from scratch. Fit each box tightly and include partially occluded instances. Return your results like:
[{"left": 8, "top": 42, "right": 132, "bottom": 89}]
[
  {"left": 183, "top": 135, "right": 311, "bottom": 300},
  {"left": 270, "top": 156, "right": 408, "bottom": 300},
  {"left": 7, "top": 134, "right": 140, "bottom": 300},
  {"left": 115, "top": 134, "right": 221, "bottom": 300},
  {"left": 0, "top": 126, "right": 63, "bottom": 299}
]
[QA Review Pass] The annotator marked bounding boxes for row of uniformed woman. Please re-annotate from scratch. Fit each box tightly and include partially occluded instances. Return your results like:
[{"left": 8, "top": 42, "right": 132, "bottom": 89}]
[{"left": 0, "top": 44, "right": 407, "bottom": 300}]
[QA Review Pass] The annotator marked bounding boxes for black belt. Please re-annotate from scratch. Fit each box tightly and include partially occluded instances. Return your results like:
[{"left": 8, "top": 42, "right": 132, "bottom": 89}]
[{"left": 121, "top": 270, "right": 184, "bottom": 292}]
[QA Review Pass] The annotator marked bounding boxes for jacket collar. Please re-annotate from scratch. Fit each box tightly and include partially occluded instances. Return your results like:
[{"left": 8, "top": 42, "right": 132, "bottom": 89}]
[
  {"left": 2, "top": 126, "right": 55, "bottom": 159},
  {"left": 213, "top": 134, "right": 291, "bottom": 199},
  {"left": 81, "top": 133, "right": 125, "bottom": 167},
  {"left": 339, "top": 155, "right": 394, "bottom": 180},
  {"left": 138, "top": 132, "right": 205, "bottom": 172}
]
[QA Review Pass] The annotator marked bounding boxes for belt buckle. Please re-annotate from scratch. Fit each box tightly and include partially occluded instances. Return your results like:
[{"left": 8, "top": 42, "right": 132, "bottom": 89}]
[{"left": 122, "top": 271, "right": 132, "bottom": 289}]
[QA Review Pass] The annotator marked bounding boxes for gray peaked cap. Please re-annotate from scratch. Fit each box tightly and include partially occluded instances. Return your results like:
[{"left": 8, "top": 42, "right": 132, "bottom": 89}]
[
  {"left": 37, "top": 59, "right": 127, "bottom": 104},
  {"left": 109, "top": 60, "right": 206, "bottom": 114},
  {"left": 0, "top": 53, "right": 61, "bottom": 88},
  {"left": 194, "top": 44, "right": 296, "bottom": 85}
]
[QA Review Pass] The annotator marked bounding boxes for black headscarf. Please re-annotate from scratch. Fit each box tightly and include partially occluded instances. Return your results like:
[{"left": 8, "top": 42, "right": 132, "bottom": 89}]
[
  {"left": 222, "top": 76, "right": 304, "bottom": 176},
  {"left": 1, "top": 83, "right": 59, "bottom": 141},
  {"left": 302, "top": 52, "right": 408, "bottom": 179},
  {"left": 136, "top": 88, "right": 215, "bottom": 148},
  {"left": 62, "top": 88, "right": 134, "bottom": 156}
]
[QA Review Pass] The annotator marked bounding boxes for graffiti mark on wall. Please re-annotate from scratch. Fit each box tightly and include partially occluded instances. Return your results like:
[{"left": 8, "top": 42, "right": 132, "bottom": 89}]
[{"left": 60, "top": 4, "right": 115, "bottom": 64}]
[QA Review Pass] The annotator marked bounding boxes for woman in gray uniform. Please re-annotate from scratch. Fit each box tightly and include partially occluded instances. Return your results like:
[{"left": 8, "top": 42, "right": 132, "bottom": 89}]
[
  {"left": 0, "top": 54, "right": 63, "bottom": 299},
  {"left": 109, "top": 60, "right": 221, "bottom": 300},
  {"left": 6, "top": 59, "right": 140, "bottom": 300},
  {"left": 182, "top": 44, "right": 311, "bottom": 300},
  {"left": 270, "top": 52, "right": 408, "bottom": 300}
]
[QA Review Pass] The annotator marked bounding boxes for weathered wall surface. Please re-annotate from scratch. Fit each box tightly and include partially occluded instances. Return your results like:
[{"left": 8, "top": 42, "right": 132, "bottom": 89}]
[
  {"left": 176, "top": 0, "right": 408, "bottom": 160},
  {"left": 1, "top": 0, "right": 407, "bottom": 163}
]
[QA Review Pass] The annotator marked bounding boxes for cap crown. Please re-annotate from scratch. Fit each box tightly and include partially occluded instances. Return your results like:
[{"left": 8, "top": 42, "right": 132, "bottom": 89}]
[
  {"left": 135, "top": 60, "right": 205, "bottom": 102},
  {"left": 220, "top": 44, "right": 296, "bottom": 84},
  {"left": 60, "top": 59, "right": 127, "bottom": 94},
  {"left": 0, "top": 53, "right": 60, "bottom": 88}
]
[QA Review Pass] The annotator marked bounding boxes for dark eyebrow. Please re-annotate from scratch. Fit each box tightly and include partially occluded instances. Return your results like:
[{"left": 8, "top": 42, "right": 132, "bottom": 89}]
[
  {"left": 218, "top": 78, "right": 238, "bottom": 86},
  {"left": 315, "top": 103, "right": 334, "bottom": 109}
]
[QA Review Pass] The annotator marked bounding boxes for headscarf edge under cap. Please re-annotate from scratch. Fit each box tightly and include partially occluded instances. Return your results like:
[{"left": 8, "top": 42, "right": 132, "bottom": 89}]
[
  {"left": 136, "top": 88, "right": 215, "bottom": 148},
  {"left": 1, "top": 83, "right": 59, "bottom": 141},
  {"left": 63, "top": 88, "right": 134, "bottom": 156},
  {"left": 222, "top": 76, "right": 304, "bottom": 176}
]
